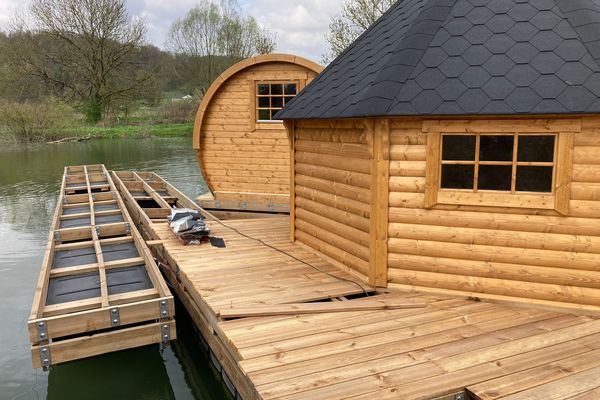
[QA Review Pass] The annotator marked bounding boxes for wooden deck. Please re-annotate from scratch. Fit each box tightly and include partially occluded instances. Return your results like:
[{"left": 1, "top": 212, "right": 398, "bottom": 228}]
[
  {"left": 112, "top": 172, "right": 600, "bottom": 400},
  {"left": 152, "top": 218, "right": 600, "bottom": 400}
]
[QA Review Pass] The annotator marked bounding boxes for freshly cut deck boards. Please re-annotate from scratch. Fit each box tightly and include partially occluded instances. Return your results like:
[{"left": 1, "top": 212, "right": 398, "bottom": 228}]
[
  {"left": 28, "top": 165, "right": 175, "bottom": 369},
  {"left": 112, "top": 171, "right": 600, "bottom": 400}
]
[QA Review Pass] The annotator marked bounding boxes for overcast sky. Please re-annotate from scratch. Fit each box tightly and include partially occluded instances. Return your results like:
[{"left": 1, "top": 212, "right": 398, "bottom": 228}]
[{"left": 0, "top": 0, "right": 344, "bottom": 63}]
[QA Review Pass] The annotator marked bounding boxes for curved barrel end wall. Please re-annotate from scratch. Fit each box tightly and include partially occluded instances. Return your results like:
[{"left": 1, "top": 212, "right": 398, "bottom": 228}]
[{"left": 193, "top": 54, "right": 322, "bottom": 213}]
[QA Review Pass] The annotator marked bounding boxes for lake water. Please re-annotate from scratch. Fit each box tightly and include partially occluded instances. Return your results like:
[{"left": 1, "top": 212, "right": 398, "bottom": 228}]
[{"left": 0, "top": 138, "right": 233, "bottom": 399}]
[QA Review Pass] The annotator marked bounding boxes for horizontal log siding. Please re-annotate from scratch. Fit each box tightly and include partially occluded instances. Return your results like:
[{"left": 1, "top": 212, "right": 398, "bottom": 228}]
[
  {"left": 199, "top": 62, "right": 319, "bottom": 195},
  {"left": 387, "top": 116, "right": 600, "bottom": 308},
  {"left": 294, "top": 120, "right": 371, "bottom": 276}
]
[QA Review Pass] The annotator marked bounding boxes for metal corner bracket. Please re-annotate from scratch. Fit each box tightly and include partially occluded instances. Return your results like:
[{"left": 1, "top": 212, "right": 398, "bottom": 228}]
[
  {"left": 110, "top": 307, "right": 120, "bottom": 327},
  {"left": 159, "top": 300, "right": 169, "bottom": 320}
]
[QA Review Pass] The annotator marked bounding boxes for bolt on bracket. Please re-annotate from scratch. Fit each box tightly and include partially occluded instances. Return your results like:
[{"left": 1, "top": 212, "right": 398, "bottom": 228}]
[
  {"left": 162, "top": 324, "right": 170, "bottom": 343},
  {"left": 37, "top": 320, "right": 49, "bottom": 342},
  {"left": 40, "top": 347, "right": 51, "bottom": 371},
  {"left": 159, "top": 300, "right": 169, "bottom": 320},
  {"left": 110, "top": 307, "right": 120, "bottom": 327}
]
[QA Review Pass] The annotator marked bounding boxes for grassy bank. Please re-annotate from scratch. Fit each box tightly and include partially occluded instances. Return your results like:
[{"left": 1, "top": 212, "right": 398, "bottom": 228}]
[
  {"left": 0, "top": 122, "right": 194, "bottom": 143},
  {"left": 0, "top": 97, "right": 198, "bottom": 143},
  {"left": 62, "top": 122, "right": 194, "bottom": 139}
]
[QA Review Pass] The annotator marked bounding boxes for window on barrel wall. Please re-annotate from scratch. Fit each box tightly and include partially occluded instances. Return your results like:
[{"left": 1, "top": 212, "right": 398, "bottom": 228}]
[
  {"left": 440, "top": 134, "right": 556, "bottom": 193},
  {"left": 256, "top": 82, "right": 298, "bottom": 122}
]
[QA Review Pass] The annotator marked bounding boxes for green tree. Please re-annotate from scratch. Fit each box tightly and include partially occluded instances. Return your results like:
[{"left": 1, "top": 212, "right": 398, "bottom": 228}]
[
  {"left": 8, "top": 0, "right": 152, "bottom": 122},
  {"left": 323, "top": 0, "right": 395, "bottom": 64},
  {"left": 167, "top": 0, "right": 276, "bottom": 94}
]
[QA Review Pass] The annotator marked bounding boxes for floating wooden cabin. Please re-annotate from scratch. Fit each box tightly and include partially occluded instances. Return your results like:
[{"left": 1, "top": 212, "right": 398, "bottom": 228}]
[
  {"left": 193, "top": 53, "right": 322, "bottom": 214},
  {"left": 28, "top": 165, "right": 175, "bottom": 369},
  {"left": 277, "top": 0, "right": 600, "bottom": 312}
]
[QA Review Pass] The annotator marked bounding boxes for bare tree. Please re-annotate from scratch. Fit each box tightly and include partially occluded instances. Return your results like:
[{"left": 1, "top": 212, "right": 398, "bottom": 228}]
[
  {"left": 8, "top": 0, "right": 152, "bottom": 122},
  {"left": 323, "top": 0, "right": 395, "bottom": 64},
  {"left": 167, "top": 0, "right": 276, "bottom": 95}
]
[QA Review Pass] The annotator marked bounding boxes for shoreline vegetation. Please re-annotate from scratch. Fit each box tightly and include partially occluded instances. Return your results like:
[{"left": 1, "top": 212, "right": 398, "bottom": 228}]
[
  {"left": 0, "top": 98, "right": 196, "bottom": 144},
  {"left": 0, "top": 122, "right": 193, "bottom": 144}
]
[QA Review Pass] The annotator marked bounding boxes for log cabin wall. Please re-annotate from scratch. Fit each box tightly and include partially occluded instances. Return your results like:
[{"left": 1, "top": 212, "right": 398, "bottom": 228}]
[
  {"left": 386, "top": 116, "right": 600, "bottom": 309},
  {"left": 291, "top": 119, "right": 375, "bottom": 282},
  {"left": 194, "top": 55, "right": 321, "bottom": 210}
]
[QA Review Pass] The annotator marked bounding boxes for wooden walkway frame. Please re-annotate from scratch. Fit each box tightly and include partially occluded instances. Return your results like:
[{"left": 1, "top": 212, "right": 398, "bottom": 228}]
[
  {"left": 112, "top": 171, "right": 600, "bottom": 400},
  {"left": 28, "top": 165, "right": 175, "bottom": 369}
]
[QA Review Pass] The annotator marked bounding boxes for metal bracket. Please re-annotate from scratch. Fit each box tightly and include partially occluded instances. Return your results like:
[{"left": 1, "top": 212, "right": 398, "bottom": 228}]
[
  {"left": 162, "top": 323, "right": 170, "bottom": 343},
  {"left": 40, "top": 347, "right": 51, "bottom": 371},
  {"left": 95, "top": 225, "right": 102, "bottom": 237},
  {"left": 62, "top": 196, "right": 68, "bottom": 204},
  {"left": 214, "top": 201, "right": 221, "bottom": 209},
  {"left": 92, "top": 193, "right": 97, "bottom": 201},
  {"left": 53, "top": 231, "right": 61, "bottom": 243},
  {"left": 112, "top": 191, "right": 116, "bottom": 199},
  {"left": 110, "top": 307, "right": 120, "bottom": 327},
  {"left": 159, "top": 300, "right": 169, "bottom": 319},
  {"left": 267, "top": 203, "right": 275, "bottom": 211},
  {"left": 240, "top": 201, "right": 248, "bottom": 210},
  {"left": 124, "top": 223, "right": 131, "bottom": 235},
  {"left": 37, "top": 320, "right": 48, "bottom": 341},
  {"left": 455, "top": 393, "right": 465, "bottom": 400}
]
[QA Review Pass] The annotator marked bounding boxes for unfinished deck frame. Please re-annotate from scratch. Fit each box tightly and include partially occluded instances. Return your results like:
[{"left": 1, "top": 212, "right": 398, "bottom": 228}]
[
  {"left": 28, "top": 165, "right": 175, "bottom": 369},
  {"left": 112, "top": 171, "right": 600, "bottom": 399}
]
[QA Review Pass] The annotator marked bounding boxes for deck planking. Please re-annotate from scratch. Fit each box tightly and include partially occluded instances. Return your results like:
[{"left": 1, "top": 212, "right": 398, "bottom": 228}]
[{"left": 113, "top": 171, "right": 600, "bottom": 400}]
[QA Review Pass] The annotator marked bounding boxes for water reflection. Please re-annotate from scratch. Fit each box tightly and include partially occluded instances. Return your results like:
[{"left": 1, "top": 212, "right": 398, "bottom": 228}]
[
  {"left": 47, "top": 347, "right": 176, "bottom": 400},
  {"left": 0, "top": 138, "right": 232, "bottom": 400}
]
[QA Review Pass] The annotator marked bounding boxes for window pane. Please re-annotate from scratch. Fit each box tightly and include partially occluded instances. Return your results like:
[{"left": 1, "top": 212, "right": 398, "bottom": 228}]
[
  {"left": 258, "top": 109, "right": 270, "bottom": 120},
  {"left": 271, "top": 84, "right": 283, "bottom": 95},
  {"left": 257, "top": 84, "right": 269, "bottom": 95},
  {"left": 284, "top": 96, "right": 295, "bottom": 105},
  {"left": 285, "top": 83, "right": 297, "bottom": 94},
  {"left": 258, "top": 97, "right": 270, "bottom": 108},
  {"left": 478, "top": 165, "right": 512, "bottom": 191},
  {"left": 271, "top": 110, "right": 281, "bottom": 120},
  {"left": 479, "top": 135, "right": 514, "bottom": 161},
  {"left": 442, "top": 135, "right": 476, "bottom": 161},
  {"left": 516, "top": 166, "right": 553, "bottom": 192},
  {"left": 441, "top": 165, "right": 474, "bottom": 189},
  {"left": 271, "top": 96, "right": 283, "bottom": 108},
  {"left": 518, "top": 135, "right": 555, "bottom": 162}
]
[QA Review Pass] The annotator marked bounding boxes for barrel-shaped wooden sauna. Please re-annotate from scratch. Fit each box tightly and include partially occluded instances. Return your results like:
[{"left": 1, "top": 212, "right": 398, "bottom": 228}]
[{"left": 193, "top": 54, "right": 322, "bottom": 214}]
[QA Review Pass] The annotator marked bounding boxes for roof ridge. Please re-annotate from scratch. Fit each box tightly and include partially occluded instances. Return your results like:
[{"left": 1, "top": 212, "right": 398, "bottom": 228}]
[
  {"left": 281, "top": 0, "right": 409, "bottom": 115},
  {"left": 556, "top": 0, "right": 600, "bottom": 68},
  {"left": 377, "top": 0, "right": 456, "bottom": 114}
]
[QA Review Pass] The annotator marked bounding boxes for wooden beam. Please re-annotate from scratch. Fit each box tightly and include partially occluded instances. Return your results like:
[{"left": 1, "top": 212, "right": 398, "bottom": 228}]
[
  {"left": 286, "top": 120, "right": 296, "bottom": 242},
  {"left": 369, "top": 119, "right": 390, "bottom": 287},
  {"left": 218, "top": 300, "right": 425, "bottom": 318},
  {"left": 31, "top": 320, "right": 175, "bottom": 369}
]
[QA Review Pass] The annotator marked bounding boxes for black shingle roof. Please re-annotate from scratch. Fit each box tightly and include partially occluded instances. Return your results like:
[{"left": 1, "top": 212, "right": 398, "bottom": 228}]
[{"left": 277, "top": 0, "right": 600, "bottom": 119}]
